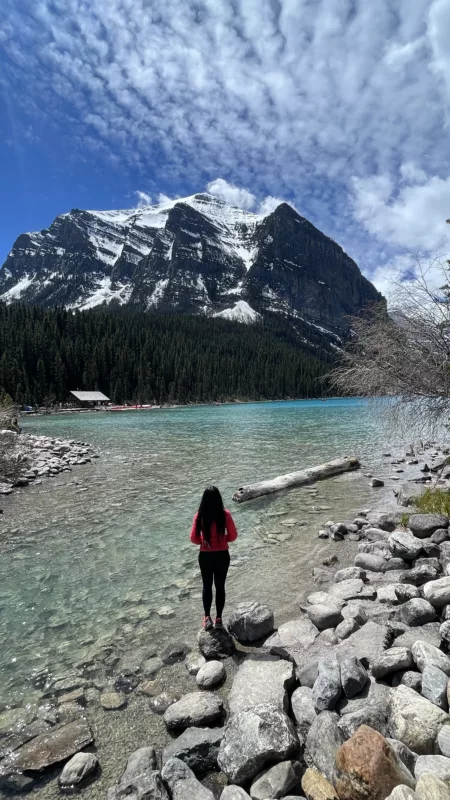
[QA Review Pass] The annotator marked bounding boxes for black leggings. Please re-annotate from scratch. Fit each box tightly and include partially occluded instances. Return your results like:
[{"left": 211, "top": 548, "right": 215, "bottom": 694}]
[{"left": 198, "top": 550, "right": 230, "bottom": 618}]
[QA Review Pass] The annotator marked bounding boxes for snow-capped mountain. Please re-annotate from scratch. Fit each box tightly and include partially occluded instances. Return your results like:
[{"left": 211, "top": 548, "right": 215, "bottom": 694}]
[{"left": 0, "top": 193, "right": 381, "bottom": 334}]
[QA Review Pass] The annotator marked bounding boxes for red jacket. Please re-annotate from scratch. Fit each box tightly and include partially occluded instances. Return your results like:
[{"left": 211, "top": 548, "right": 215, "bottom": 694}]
[{"left": 190, "top": 509, "right": 238, "bottom": 552}]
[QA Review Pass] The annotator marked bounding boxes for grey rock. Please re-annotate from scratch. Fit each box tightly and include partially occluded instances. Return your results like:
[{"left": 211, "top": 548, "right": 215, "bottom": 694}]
[
  {"left": 394, "top": 671, "right": 422, "bottom": 692},
  {"left": 338, "top": 681, "right": 391, "bottom": 738},
  {"left": 412, "top": 640, "right": 450, "bottom": 676},
  {"left": 0, "top": 774, "right": 36, "bottom": 793},
  {"left": 228, "top": 602, "right": 275, "bottom": 643},
  {"left": 386, "top": 738, "right": 418, "bottom": 775},
  {"left": 290, "top": 687, "right": 316, "bottom": 742},
  {"left": 396, "top": 585, "right": 421, "bottom": 603},
  {"left": 161, "top": 643, "right": 190, "bottom": 665},
  {"left": 297, "top": 662, "right": 319, "bottom": 688},
  {"left": 185, "top": 654, "right": 207, "bottom": 676},
  {"left": 228, "top": 655, "right": 294, "bottom": 716},
  {"left": 388, "top": 685, "right": 450, "bottom": 754},
  {"left": 304, "top": 711, "right": 344, "bottom": 783},
  {"left": 371, "top": 477, "right": 384, "bottom": 487},
  {"left": 400, "top": 565, "right": 440, "bottom": 586},
  {"left": 378, "top": 513, "right": 406, "bottom": 532},
  {"left": 432, "top": 529, "right": 450, "bottom": 544},
  {"left": 341, "top": 604, "right": 368, "bottom": 626},
  {"left": 354, "top": 553, "right": 387, "bottom": 572},
  {"left": 250, "top": 761, "right": 299, "bottom": 799},
  {"left": 163, "top": 692, "right": 224, "bottom": 730},
  {"left": 394, "top": 624, "right": 442, "bottom": 650},
  {"left": 162, "top": 727, "right": 224, "bottom": 773},
  {"left": 441, "top": 542, "right": 450, "bottom": 571},
  {"left": 121, "top": 747, "right": 157, "bottom": 783},
  {"left": 384, "top": 788, "right": 416, "bottom": 800},
  {"left": 334, "top": 567, "right": 366, "bottom": 583},
  {"left": 372, "top": 647, "right": 413, "bottom": 679},
  {"left": 414, "top": 557, "right": 441, "bottom": 572},
  {"left": 196, "top": 661, "right": 225, "bottom": 689},
  {"left": 329, "top": 578, "right": 376, "bottom": 602},
  {"left": 264, "top": 618, "right": 320, "bottom": 666},
  {"left": 415, "top": 754, "right": 450, "bottom": 783},
  {"left": 335, "top": 618, "right": 360, "bottom": 640},
  {"left": 333, "top": 620, "right": 392, "bottom": 667},
  {"left": 306, "top": 604, "right": 343, "bottom": 630},
  {"left": 197, "top": 627, "right": 235, "bottom": 659},
  {"left": 423, "top": 577, "right": 450, "bottom": 609},
  {"left": 441, "top": 621, "right": 450, "bottom": 647},
  {"left": 389, "top": 530, "right": 424, "bottom": 561},
  {"left": 409, "top": 514, "right": 449, "bottom": 538},
  {"left": 378, "top": 584, "right": 402, "bottom": 604},
  {"left": 416, "top": 772, "right": 449, "bottom": 799},
  {"left": 220, "top": 789, "right": 251, "bottom": 800},
  {"left": 438, "top": 724, "right": 450, "bottom": 757},
  {"left": 59, "top": 752, "right": 98, "bottom": 789},
  {"left": 421, "top": 665, "right": 449, "bottom": 710},
  {"left": 397, "top": 599, "right": 438, "bottom": 627},
  {"left": 217, "top": 703, "right": 299, "bottom": 785},
  {"left": 340, "top": 656, "right": 368, "bottom": 698},
  {"left": 149, "top": 692, "right": 180, "bottom": 714},
  {"left": 142, "top": 657, "right": 164, "bottom": 678},
  {"left": 161, "top": 757, "right": 214, "bottom": 800},
  {"left": 0, "top": 718, "right": 93, "bottom": 772},
  {"left": 108, "top": 771, "right": 169, "bottom": 800},
  {"left": 101, "top": 692, "right": 128, "bottom": 710},
  {"left": 312, "top": 656, "right": 341, "bottom": 712},
  {"left": 307, "top": 591, "right": 342, "bottom": 607}
]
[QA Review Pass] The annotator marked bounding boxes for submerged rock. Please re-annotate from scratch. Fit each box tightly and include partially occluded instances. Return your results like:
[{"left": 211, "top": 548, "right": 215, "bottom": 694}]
[
  {"left": 1, "top": 718, "right": 93, "bottom": 772},
  {"left": 59, "top": 752, "right": 98, "bottom": 790}
]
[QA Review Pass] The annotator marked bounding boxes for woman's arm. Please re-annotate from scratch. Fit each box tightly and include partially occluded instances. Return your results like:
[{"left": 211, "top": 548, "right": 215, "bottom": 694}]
[
  {"left": 225, "top": 509, "right": 238, "bottom": 542},
  {"left": 190, "top": 514, "right": 202, "bottom": 545}
]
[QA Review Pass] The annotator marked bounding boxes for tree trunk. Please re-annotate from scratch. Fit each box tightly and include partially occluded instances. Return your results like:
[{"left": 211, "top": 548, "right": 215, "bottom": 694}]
[{"left": 232, "top": 456, "right": 360, "bottom": 503}]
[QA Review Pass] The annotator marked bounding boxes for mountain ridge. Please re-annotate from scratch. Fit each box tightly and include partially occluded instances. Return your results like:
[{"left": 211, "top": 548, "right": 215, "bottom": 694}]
[{"left": 0, "top": 192, "right": 382, "bottom": 337}]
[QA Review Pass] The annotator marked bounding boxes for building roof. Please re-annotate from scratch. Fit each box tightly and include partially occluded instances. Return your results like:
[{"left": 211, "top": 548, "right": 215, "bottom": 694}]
[{"left": 70, "top": 391, "right": 110, "bottom": 402}]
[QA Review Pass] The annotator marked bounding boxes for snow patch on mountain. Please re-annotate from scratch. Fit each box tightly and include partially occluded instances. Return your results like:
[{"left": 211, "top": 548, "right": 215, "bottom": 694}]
[
  {"left": 214, "top": 300, "right": 261, "bottom": 324},
  {"left": 1, "top": 274, "right": 34, "bottom": 301},
  {"left": 68, "top": 277, "right": 132, "bottom": 310}
]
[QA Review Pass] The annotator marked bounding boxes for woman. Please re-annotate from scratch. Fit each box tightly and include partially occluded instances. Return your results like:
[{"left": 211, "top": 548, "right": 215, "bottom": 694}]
[{"left": 190, "top": 485, "right": 238, "bottom": 630}]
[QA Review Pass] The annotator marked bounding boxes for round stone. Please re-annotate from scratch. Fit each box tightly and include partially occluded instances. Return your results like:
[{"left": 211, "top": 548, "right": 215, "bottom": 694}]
[
  {"left": 196, "top": 660, "right": 226, "bottom": 689},
  {"left": 100, "top": 692, "right": 127, "bottom": 710}
]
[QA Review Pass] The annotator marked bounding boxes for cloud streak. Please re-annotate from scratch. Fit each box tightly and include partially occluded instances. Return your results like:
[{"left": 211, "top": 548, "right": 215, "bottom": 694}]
[{"left": 1, "top": 0, "right": 450, "bottom": 292}]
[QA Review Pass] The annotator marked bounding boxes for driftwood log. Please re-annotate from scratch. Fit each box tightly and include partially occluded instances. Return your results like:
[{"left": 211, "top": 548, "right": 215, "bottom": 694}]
[{"left": 232, "top": 456, "right": 360, "bottom": 503}]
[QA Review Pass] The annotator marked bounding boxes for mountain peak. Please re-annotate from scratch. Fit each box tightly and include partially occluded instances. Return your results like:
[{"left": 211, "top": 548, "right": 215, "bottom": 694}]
[{"left": 0, "top": 192, "right": 382, "bottom": 336}]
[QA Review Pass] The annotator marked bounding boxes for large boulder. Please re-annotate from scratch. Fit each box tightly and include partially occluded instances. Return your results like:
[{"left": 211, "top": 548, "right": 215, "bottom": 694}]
[
  {"left": 161, "top": 757, "right": 214, "bottom": 800},
  {"left": 198, "top": 628, "right": 235, "bottom": 659},
  {"left": 220, "top": 789, "right": 251, "bottom": 800},
  {"left": 334, "top": 620, "right": 392, "bottom": 667},
  {"left": 0, "top": 718, "right": 93, "bottom": 773},
  {"left": 228, "top": 602, "right": 274, "bottom": 643},
  {"left": 339, "top": 656, "right": 369, "bottom": 698},
  {"left": 388, "top": 685, "right": 450, "bottom": 754},
  {"left": 228, "top": 655, "right": 294, "bottom": 716},
  {"left": 107, "top": 749, "right": 167, "bottom": 800},
  {"left": 397, "top": 599, "right": 437, "bottom": 627},
  {"left": 120, "top": 747, "right": 157, "bottom": 783},
  {"left": 329, "top": 578, "right": 375, "bottom": 602},
  {"left": 249, "top": 761, "right": 299, "bottom": 799},
  {"left": 437, "top": 724, "right": 450, "bottom": 757},
  {"left": 354, "top": 553, "right": 387, "bottom": 572},
  {"left": 304, "top": 711, "right": 344, "bottom": 784},
  {"left": 163, "top": 692, "right": 224, "bottom": 730},
  {"left": 312, "top": 656, "right": 341, "bottom": 712},
  {"left": 412, "top": 641, "right": 450, "bottom": 676},
  {"left": 372, "top": 647, "right": 414, "bottom": 679},
  {"left": 409, "top": 515, "right": 449, "bottom": 539},
  {"left": 196, "top": 661, "right": 225, "bottom": 689},
  {"left": 389, "top": 530, "right": 424, "bottom": 561},
  {"left": 162, "top": 727, "right": 224, "bottom": 773},
  {"left": 306, "top": 604, "right": 343, "bottom": 630},
  {"left": 264, "top": 618, "right": 319, "bottom": 666},
  {"left": 414, "top": 754, "right": 450, "bottom": 783},
  {"left": 217, "top": 703, "right": 299, "bottom": 785},
  {"left": 338, "top": 682, "right": 391, "bottom": 739},
  {"left": 423, "top": 577, "right": 450, "bottom": 609},
  {"left": 334, "top": 725, "right": 416, "bottom": 800},
  {"left": 58, "top": 752, "right": 98, "bottom": 789},
  {"left": 290, "top": 686, "right": 317, "bottom": 743},
  {"left": 421, "top": 666, "right": 449, "bottom": 710},
  {"left": 416, "top": 772, "right": 449, "bottom": 799}
]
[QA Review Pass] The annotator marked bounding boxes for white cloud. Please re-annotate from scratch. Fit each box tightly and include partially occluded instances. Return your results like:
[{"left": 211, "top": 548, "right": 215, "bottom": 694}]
[
  {"left": 258, "top": 196, "right": 285, "bottom": 215},
  {"left": 135, "top": 190, "right": 152, "bottom": 208},
  {"left": 206, "top": 178, "right": 257, "bottom": 210}
]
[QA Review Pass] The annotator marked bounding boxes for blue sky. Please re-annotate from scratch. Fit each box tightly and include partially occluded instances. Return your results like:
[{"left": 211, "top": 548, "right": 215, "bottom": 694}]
[{"left": 1, "top": 0, "right": 450, "bottom": 294}]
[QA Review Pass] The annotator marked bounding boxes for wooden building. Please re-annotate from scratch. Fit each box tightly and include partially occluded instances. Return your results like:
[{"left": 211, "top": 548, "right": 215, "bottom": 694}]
[{"left": 70, "top": 391, "right": 110, "bottom": 408}]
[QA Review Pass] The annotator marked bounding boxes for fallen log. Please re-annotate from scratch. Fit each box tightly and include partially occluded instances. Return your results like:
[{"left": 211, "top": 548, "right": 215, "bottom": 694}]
[{"left": 232, "top": 456, "right": 360, "bottom": 503}]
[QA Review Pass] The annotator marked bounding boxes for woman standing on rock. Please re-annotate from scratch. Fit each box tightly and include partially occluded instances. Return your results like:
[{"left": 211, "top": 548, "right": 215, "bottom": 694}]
[{"left": 190, "top": 485, "right": 238, "bottom": 630}]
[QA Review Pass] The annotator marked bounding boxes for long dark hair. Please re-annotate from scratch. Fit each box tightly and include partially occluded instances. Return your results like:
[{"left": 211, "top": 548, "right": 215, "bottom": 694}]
[{"left": 195, "top": 485, "right": 225, "bottom": 544}]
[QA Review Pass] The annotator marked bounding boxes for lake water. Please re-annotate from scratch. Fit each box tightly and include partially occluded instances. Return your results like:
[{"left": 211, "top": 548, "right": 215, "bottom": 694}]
[{"left": 0, "top": 398, "right": 403, "bottom": 717}]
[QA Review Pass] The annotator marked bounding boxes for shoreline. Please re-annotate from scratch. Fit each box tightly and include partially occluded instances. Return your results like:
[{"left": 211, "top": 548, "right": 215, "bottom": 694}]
[{"left": 1, "top": 439, "right": 450, "bottom": 797}]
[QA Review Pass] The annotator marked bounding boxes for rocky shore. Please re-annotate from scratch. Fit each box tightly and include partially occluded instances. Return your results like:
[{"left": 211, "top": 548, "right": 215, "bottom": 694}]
[
  {"left": 0, "top": 431, "right": 99, "bottom": 497},
  {"left": 2, "top": 445, "right": 450, "bottom": 798}
]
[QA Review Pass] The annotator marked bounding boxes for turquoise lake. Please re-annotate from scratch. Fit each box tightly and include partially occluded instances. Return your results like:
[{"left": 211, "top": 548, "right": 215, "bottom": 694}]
[{"left": 0, "top": 398, "right": 403, "bottom": 712}]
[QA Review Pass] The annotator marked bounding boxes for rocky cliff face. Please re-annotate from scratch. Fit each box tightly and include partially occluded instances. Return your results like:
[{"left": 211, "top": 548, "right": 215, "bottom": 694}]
[{"left": 0, "top": 193, "right": 382, "bottom": 336}]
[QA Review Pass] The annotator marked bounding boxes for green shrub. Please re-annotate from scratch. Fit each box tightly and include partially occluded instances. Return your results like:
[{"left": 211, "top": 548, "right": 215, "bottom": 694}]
[
  {"left": 415, "top": 487, "right": 450, "bottom": 517},
  {"left": 399, "top": 512, "right": 410, "bottom": 528}
]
